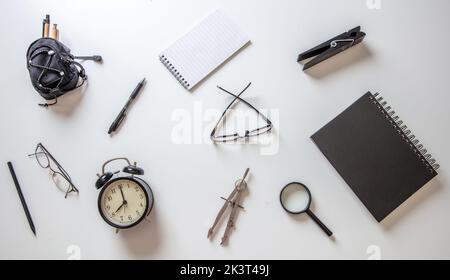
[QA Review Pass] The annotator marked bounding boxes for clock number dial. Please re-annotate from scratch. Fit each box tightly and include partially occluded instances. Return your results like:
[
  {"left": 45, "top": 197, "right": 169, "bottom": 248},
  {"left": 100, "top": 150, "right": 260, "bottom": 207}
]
[{"left": 100, "top": 179, "right": 148, "bottom": 228}]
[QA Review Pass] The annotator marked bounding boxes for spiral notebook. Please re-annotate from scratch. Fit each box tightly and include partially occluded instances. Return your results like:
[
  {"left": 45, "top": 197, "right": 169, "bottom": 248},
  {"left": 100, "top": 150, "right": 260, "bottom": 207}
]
[
  {"left": 159, "top": 10, "right": 250, "bottom": 91},
  {"left": 311, "top": 92, "right": 439, "bottom": 222}
]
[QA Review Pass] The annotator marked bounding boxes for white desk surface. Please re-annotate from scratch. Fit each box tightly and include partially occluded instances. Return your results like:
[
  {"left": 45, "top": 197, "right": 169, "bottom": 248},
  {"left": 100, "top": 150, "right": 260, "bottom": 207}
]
[{"left": 1, "top": 0, "right": 449, "bottom": 260}]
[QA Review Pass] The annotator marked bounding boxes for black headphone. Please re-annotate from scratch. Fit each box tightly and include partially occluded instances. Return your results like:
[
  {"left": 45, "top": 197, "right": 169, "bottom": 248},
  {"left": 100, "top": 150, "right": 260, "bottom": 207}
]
[{"left": 95, "top": 157, "right": 144, "bottom": 190}]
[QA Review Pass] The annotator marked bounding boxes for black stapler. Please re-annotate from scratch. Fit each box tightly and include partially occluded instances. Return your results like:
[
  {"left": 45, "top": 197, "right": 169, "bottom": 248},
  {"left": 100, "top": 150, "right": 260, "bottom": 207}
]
[{"left": 297, "top": 26, "right": 366, "bottom": 71}]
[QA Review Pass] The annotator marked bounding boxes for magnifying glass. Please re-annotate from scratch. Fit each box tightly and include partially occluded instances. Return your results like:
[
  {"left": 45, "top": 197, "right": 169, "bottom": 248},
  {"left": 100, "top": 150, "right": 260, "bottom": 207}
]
[{"left": 280, "top": 182, "right": 333, "bottom": 237}]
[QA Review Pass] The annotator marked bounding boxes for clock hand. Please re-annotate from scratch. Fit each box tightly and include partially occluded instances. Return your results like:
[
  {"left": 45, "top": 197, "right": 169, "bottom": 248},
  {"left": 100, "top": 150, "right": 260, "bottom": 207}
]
[
  {"left": 115, "top": 203, "right": 125, "bottom": 214},
  {"left": 119, "top": 186, "right": 127, "bottom": 203}
]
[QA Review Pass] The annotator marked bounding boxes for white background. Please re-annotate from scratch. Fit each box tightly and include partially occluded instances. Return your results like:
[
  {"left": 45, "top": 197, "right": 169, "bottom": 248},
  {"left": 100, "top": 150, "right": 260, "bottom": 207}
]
[{"left": 0, "top": 0, "right": 449, "bottom": 260}]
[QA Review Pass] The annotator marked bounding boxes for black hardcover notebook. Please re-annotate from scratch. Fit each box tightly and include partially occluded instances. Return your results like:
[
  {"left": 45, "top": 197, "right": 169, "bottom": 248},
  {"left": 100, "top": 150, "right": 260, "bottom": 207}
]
[{"left": 311, "top": 92, "right": 439, "bottom": 222}]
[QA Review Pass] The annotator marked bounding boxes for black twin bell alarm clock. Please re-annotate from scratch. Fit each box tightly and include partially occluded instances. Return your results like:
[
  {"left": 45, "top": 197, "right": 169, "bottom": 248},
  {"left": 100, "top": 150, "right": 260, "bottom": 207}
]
[{"left": 95, "top": 157, "right": 154, "bottom": 231}]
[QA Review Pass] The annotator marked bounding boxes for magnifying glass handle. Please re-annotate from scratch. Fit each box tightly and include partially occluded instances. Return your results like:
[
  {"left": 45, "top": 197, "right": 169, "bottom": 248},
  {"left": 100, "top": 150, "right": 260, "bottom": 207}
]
[{"left": 306, "top": 209, "right": 333, "bottom": 237}]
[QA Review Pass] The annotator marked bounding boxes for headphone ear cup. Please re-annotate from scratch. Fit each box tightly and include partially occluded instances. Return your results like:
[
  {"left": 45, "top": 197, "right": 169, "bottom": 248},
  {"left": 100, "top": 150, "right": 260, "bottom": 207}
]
[
  {"left": 95, "top": 172, "right": 114, "bottom": 189},
  {"left": 123, "top": 165, "right": 144, "bottom": 176}
]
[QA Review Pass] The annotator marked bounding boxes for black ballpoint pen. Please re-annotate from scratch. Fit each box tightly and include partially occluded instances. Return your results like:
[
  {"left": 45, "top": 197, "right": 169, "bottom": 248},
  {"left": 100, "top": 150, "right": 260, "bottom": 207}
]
[
  {"left": 108, "top": 78, "right": 146, "bottom": 134},
  {"left": 7, "top": 162, "right": 36, "bottom": 236}
]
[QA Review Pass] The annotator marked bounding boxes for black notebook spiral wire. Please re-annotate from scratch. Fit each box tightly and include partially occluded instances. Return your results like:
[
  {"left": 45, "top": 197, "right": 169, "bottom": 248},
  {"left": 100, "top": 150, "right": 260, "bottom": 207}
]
[{"left": 369, "top": 92, "right": 440, "bottom": 173}]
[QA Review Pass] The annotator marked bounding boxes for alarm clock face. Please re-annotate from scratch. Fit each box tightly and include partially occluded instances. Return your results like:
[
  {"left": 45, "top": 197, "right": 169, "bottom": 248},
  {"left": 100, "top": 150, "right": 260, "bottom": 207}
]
[{"left": 99, "top": 178, "right": 150, "bottom": 229}]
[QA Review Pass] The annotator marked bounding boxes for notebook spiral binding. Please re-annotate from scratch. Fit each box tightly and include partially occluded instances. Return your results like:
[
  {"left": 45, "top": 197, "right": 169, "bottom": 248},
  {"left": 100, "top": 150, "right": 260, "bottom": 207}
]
[
  {"left": 370, "top": 92, "right": 440, "bottom": 173},
  {"left": 159, "top": 55, "right": 190, "bottom": 89}
]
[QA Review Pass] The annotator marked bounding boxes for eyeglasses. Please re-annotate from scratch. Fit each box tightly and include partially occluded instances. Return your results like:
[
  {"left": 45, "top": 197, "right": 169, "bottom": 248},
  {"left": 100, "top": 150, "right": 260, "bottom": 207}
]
[
  {"left": 211, "top": 82, "right": 273, "bottom": 142},
  {"left": 28, "top": 143, "right": 78, "bottom": 198}
]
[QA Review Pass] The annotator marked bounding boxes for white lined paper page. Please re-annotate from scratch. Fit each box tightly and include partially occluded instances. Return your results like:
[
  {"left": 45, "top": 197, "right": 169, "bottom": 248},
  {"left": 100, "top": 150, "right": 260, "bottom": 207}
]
[{"left": 159, "top": 10, "right": 250, "bottom": 91}]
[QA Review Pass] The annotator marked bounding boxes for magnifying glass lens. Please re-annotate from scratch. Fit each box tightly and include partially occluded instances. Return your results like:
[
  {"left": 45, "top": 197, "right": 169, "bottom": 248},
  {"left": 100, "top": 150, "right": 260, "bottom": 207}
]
[{"left": 280, "top": 183, "right": 310, "bottom": 213}]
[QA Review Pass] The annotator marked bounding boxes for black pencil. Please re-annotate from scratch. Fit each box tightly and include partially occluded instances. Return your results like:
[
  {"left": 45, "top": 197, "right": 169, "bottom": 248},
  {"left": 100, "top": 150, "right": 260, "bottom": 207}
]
[{"left": 7, "top": 162, "right": 36, "bottom": 236}]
